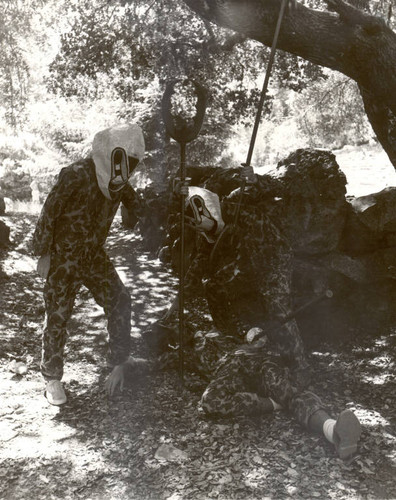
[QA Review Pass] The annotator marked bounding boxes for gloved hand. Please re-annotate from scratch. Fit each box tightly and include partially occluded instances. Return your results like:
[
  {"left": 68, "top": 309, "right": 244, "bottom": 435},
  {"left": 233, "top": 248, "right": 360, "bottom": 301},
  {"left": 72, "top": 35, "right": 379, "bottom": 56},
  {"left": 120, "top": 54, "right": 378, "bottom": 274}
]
[
  {"left": 173, "top": 177, "right": 191, "bottom": 196},
  {"left": 240, "top": 164, "right": 257, "bottom": 184},
  {"left": 105, "top": 363, "right": 127, "bottom": 396}
]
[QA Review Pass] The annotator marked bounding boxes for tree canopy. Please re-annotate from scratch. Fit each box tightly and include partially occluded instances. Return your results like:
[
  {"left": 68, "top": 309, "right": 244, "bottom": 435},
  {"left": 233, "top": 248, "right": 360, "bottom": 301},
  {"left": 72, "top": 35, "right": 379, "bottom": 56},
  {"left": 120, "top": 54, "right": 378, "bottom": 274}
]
[
  {"left": 45, "top": 1, "right": 325, "bottom": 166},
  {"left": 178, "top": 0, "right": 396, "bottom": 167},
  {"left": 41, "top": 0, "right": 396, "bottom": 172},
  {"left": 0, "top": 0, "right": 394, "bottom": 199}
]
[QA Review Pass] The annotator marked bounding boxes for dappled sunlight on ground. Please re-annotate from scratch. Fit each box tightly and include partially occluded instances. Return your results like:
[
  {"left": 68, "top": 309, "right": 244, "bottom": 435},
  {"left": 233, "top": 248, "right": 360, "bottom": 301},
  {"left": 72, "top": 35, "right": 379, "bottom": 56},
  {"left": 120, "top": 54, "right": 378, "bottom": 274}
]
[
  {"left": 362, "top": 372, "right": 394, "bottom": 385},
  {"left": 354, "top": 407, "right": 390, "bottom": 428},
  {"left": 0, "top": 214, "right": 396, "bottom": 499},
  {"left": 1, "top": 251, "right": 36, "bottom": 275},
  {"left": 113, "top": 244, "right": 178, "bottom": 338}
]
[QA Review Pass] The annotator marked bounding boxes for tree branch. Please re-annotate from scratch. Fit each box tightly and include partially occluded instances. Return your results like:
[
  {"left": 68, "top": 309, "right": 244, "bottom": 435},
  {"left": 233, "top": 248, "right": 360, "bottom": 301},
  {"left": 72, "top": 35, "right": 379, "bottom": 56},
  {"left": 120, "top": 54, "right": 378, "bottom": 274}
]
[
  {"left": 325, "top": 0, "right": 386, "bottom": 33},
  {"left": 359, "top": 86, "right": 396, "bottom": 166},
  {"left": 182, "top": 0, "right": 396, "bottom": 114}
]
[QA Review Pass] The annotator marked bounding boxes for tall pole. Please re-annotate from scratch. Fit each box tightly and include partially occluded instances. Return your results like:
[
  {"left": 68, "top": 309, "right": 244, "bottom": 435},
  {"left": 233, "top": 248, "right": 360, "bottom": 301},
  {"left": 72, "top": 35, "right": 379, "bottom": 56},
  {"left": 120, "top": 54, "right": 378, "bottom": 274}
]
[
  {"left": 234, "top": 0, "right": 289, "bottom": 230},
  {"left": 178, "top": 142, "right": 186, "bottom": 382},
  {"left": 161, "top": 79, "right": 207, "bottom": 386},
  {"left": 245, "top": 0, "right": 289, "bottom": 167}
]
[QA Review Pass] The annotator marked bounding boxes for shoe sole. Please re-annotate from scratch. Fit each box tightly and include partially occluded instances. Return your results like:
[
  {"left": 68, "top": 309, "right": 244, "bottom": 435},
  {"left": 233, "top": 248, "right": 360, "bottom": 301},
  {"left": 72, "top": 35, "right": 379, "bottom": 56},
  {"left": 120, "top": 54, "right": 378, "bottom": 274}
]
[
  {"left": 334, "top": 410, "right": 361, "bottom": 460},
  {"left": 44, "top": 391, "right": 67, "bottom": 406}
]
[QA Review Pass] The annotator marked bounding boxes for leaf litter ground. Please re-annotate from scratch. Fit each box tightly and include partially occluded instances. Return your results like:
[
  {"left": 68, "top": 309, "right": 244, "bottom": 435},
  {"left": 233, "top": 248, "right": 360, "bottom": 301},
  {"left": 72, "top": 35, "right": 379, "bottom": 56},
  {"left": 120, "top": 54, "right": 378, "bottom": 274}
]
[{"left": 0, "top": 213, "right": 395, "bottom": 500}]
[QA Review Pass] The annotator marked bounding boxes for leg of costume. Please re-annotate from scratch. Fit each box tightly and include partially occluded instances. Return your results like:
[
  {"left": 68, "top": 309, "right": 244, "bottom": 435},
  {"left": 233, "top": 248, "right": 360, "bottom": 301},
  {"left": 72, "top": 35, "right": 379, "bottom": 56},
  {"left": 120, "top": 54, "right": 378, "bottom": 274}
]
[
  {"left": 263, "top": 245, "right": 307, "bottom": 368},
  {"left": 83, "top": 247, "right": 131, "bottom": 367},
  {"left": 263, "top": 359, "right": 324, "bottom": 427},
  {"left": 205, "top": 270, "right": 247, "bottom": 337},
  {"left": 41, "top": 253, "right": 81, "bottom": 380},
  {"left": 200, "top": 355, "right": 274, "bottom": 417},
  {"left": 200, "top": 352, "right": 324, "bottom": 423}
]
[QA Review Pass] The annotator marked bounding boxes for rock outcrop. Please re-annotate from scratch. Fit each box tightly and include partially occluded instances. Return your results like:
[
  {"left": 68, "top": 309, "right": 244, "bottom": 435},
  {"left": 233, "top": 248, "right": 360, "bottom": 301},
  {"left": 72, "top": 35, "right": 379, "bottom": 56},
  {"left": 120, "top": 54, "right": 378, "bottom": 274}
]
[
  {"left": 137, "top": 149, "right": 396, "bottom": 345},
  {"left": 0, "top": 220, "right": 10, "bottom": 248}
]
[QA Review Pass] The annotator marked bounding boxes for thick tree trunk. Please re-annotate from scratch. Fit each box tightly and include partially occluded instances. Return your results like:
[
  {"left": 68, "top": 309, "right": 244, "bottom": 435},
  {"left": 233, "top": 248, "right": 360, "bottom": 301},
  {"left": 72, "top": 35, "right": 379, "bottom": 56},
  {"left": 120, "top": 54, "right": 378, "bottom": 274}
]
[
  {"left": 182, "top": 0, "right": 396, "bottom": 168},
  {"left": 359, "top": 86, "right": 396, "bottom": 166}
]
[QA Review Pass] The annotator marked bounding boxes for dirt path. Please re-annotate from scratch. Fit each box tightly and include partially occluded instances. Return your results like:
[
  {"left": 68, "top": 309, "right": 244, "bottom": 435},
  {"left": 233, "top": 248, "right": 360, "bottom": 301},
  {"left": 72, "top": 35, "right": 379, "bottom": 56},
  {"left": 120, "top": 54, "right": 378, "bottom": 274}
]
[{"left": 0, "top": 213, "right": 395, "bottom": 499}]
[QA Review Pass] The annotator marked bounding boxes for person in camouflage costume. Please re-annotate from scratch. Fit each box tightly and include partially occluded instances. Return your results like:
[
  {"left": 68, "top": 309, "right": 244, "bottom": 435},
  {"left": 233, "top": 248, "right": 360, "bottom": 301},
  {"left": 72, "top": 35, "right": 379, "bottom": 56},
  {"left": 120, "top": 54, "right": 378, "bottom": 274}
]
[
  {"left": 127, "top": 330, "right": 361, "bottom": 460},
  {"left": 197, "top": 337, "right": 361, "bottom": 460},
  {"left": 199, "top": 346, "right": 320, "bottom": 420},
  {"left": 168, "top": 170, "right": 307, "bottom": 370},
  {"left": 32, "top": 123, "right": 145, "bottom": 405}
]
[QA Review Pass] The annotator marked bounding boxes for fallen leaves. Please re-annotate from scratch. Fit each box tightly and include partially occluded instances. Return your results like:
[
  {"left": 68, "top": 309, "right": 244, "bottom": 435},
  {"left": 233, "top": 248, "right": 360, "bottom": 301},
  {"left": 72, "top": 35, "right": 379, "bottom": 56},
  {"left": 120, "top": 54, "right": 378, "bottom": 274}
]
[
  {"left": 0, "top": 215, "right": 396, "bottom": 499},
  {"left": 154, "top": 444, "right": 189, "bottom": 462}
]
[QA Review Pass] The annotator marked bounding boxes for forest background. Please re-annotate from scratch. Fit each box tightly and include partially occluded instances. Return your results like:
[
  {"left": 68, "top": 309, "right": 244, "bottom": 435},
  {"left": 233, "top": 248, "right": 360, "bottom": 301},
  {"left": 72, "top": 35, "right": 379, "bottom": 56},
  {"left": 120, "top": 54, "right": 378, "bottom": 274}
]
[
  {"left": 1, "top": 3, "right": 396, "bottom": 498},
  {"left": 1, "top": 0, "right": 396, "bottom": 211}
]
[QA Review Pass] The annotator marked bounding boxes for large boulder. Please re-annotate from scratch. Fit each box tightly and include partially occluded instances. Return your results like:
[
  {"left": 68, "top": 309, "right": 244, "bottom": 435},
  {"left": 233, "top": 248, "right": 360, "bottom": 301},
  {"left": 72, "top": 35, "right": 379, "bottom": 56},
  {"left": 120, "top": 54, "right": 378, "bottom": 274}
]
[
  {"left": 349, "top": 187, "right": 396, "bottom": 232},
  {"left": 340, "top": 187, "right": 396, "bottom": 255},
  {"left": 292, "top": 249, "right": 396, "bottom": 345},
  {"left": 143, "top": 148, "right": 396, "bottom": 344},
  {"left": 292, "top": 185, "right": 396, "bottom": 343},
  {"left": 274, "top": 149, "right": 348, "bottom": 255}
]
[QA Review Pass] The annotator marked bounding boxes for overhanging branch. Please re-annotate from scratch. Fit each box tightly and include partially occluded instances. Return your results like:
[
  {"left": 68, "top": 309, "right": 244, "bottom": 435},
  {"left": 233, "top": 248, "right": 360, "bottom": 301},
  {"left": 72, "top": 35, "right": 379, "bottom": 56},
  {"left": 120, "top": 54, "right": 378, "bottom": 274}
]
[{"left": 182, "top": 0, "right": 396, "bottom": 113}]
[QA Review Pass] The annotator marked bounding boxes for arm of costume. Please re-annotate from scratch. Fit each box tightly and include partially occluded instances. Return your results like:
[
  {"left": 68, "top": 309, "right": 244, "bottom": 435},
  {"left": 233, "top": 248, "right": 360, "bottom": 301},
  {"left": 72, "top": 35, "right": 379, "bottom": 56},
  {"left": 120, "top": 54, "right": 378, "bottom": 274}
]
[
  {"left": 184, "top": 241, "right": 211, "bottom": 297},
  {"left": 31, "top": 166, "right": 81, "bottom": 256},
  {"left": 120, "top": 184, "right": 145, "bottom": 229},
  {"left": 121, "top": 184, "right": 145, "bottom": 213}
]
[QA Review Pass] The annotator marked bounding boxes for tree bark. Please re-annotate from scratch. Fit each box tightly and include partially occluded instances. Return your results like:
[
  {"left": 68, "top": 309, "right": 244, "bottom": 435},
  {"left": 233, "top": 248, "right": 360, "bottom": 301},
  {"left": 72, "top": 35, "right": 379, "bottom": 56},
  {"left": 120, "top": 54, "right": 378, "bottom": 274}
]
[
  {"left": 182, "top": 0, "right": 396, "bottom": 169},
  {"left": 359, "top": 86, "right": 396, "bottom": 166}
]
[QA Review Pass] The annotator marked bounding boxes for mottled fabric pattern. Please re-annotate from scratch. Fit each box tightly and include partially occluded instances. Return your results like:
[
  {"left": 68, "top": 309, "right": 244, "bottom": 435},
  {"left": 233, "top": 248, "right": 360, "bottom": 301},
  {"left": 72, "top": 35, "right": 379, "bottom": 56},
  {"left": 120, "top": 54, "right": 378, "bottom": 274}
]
[
  {"left": 33, "top": 159, "right": 141, "bottom": 379},
  {"left": 200, "top": 351, "right": 323, "bottom": 426},
  {"left": 193, "top": 332, "right": 240, "bottom": 378},
  {"left": 32, "top": 159, "right": 141, "bottom": 257},
  {"left": 184, "top": 185, "right": 306, "bottom": 368}
]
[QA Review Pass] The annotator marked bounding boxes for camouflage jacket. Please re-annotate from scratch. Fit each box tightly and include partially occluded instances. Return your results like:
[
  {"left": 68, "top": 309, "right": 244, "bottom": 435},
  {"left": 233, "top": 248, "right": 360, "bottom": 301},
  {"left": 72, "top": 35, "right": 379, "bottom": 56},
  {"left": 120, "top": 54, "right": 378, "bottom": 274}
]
[
  {"left": 184, "top": 187, "right": 291, "bottom": 294},
  {"left": 32, "top": 158, "right": 142, "bottom": 258}
]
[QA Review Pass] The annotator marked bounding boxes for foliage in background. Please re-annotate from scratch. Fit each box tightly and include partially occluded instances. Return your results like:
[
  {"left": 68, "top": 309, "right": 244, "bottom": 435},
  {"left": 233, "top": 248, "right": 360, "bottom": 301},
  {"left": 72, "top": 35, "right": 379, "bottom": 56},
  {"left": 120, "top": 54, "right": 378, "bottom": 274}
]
[
  {"left": 0, "top": 132, "right": 60, "bottom": 202},
  {"left": 42, "top": 0, "right": 328, "bottom": 178},
  {"left": 295, "top": 73, "right": 373, "bottom": 150},
  {"left": 0, "top": 0, "right": 393, "bottom": 202},
  {"left": 0, "top": 1, "right": 34, "bottom": 131}
]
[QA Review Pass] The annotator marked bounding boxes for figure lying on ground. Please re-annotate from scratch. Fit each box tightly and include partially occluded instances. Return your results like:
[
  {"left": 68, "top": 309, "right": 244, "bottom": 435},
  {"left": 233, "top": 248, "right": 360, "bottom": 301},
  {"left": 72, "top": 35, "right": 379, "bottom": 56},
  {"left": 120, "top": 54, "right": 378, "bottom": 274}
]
[
  {"left": 198, "top": 333, "right": 362, "bottom": 460},
  {"left": 32, "top": 123, "right": 145, "bottom": 405},
  {"left": 126, "top": 328, "right": 362, "bottom": 461}
]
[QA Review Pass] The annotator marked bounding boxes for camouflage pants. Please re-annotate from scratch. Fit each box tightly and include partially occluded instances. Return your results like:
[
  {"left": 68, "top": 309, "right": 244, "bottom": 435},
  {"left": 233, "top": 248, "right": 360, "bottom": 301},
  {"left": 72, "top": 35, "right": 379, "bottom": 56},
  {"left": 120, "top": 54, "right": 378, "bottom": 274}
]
[
  {"left": 199, "top": 353, "right": 323, "bottom": 427},
  {"left": 41, "top": 246, "right": 131, "bottom": 380}
]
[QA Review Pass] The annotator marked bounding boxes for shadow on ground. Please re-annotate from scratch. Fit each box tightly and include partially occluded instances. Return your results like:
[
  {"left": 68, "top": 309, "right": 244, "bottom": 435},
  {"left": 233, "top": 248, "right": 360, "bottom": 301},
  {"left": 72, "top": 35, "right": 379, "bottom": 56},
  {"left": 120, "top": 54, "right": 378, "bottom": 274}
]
[{"left": 0, "top": 213, "right": 395, "bottom": 499}]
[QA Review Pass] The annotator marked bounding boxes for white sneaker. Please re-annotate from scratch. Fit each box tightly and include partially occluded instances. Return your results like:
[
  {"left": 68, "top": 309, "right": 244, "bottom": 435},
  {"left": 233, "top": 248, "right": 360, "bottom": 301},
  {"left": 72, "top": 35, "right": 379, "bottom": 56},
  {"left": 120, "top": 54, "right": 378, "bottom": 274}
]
[{"left": 45, "top": 380, "right": 67, "bottom": 405}]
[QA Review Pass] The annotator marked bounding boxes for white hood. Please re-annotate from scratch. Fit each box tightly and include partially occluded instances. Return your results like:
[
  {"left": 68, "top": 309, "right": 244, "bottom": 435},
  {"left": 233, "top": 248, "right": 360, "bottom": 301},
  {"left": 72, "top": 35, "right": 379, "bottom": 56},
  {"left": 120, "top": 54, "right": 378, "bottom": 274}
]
[
  {"left": 186, "top": 186, "right": 225, "bottom": 242},
  {"left": 92, "top": 123, "right": 145, "bottom": 199}
]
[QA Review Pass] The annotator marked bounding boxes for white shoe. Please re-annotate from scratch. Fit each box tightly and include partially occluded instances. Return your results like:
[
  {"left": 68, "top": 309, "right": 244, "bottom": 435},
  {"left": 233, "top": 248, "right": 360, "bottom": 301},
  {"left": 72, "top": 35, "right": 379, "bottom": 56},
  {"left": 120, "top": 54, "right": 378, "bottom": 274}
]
[{"left": 45, "top": 380, "right": 67, "bottom": 405}]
